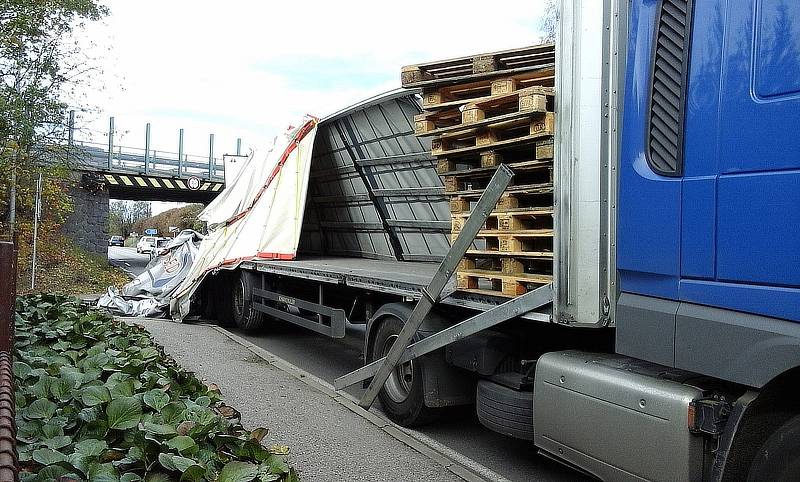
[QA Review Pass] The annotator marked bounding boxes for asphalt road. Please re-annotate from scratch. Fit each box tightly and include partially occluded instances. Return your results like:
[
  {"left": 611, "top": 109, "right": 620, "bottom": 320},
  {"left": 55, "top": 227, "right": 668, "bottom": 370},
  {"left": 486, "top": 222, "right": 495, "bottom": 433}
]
[
  {"left": 108, "top": 246, "right": 151, "bottom": 277},
  {"left": 229, "top": 323, "right": 592, "bottom": 482}
]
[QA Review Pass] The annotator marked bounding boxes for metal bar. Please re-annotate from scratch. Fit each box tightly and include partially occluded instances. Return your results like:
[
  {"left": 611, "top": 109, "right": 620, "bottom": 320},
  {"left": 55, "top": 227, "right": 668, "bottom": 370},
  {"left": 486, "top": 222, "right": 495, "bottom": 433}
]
[
  {"left": 0, "top": 241, "right": 16, "bottom": 353},
  {"left": 335, "top": 284, "right": 552, "bottom": 390},
  {"left": 372, "top": 187, "right": 445, "bottom": 197},
  {"left": 353, "top": 153, "right": 432, "bottom": 167},
  {"left": 208, "top": 133, "right": 215, "bottom": 179},
  {"left": 236, "top": 138, "right": 242, "bottom": 156},
  {"left": 67, "top": 110, "right": 75, "bottom": 146},
  {"left": 385, "top": 220, "right": 451, "bottom": 230},
  {"left": 30, "top": 173, "right": 42, "bottom": 289},
  {"left": 252, "top": 288, "right": 346, "bottom": 338},
  {"left": 144, "top": 123, "right": 151, "bottom": 174},
  {"left": 357, "top": 165, "right": 514, "bottom": 408},
  {"left": 319, "top": 221, "right": 385, "bottom": 231},
  {"left": 401, "top": 253, "right": 445, "bottom": 262},
  {"left": 107, "top": 116, "right": 114, "bottom": 169},
  {"left": 177, "top": 128, "right": 184, "bottom": 176},
  {"left": 311, "top": 194, "right": 371, "bottom": 204}
]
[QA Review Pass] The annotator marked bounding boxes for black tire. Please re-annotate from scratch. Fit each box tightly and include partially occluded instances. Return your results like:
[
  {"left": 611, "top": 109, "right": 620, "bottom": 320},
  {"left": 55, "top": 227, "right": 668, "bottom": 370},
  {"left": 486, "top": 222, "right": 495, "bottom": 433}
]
[
  {"left": 747, "top": 414, "right": 800, "bottom": 481},
  {"left": 371, "top": 315, "right": 441, "bottom": 426},
  {"left": 231, "top": 270, "right": 266, "bottom": 331},
  {"left": 476, "top": 380, "right": 534, "bottom": 440}
]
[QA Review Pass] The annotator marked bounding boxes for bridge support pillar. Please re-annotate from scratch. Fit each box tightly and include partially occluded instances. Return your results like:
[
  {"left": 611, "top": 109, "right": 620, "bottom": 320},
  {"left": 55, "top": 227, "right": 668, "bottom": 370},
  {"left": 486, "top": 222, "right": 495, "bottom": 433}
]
[{"left": 61, "top": 173, "right": 109, "bottom": 260}]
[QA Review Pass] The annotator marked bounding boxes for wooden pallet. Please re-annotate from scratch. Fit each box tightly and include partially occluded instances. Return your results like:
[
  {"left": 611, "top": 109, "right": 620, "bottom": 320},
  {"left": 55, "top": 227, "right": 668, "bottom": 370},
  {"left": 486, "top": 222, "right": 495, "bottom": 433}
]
[
  {"left": 456, "top": 269, "right": 553, "bottom": 297},
  {"left": 431, "top": 113, "right": 554, "bottom": 158},
  {"left": 418, "top": 71, "right": 555, "bottom": 111},
  {"left": 436, "top": 142, "right": 554, "bottom": 175},
  {"left": 401, "top": 43, "right": 555, "bottom": 88},
  {"left": 452, "top": 207, "right": 553, "bottom": 233},
  {"left": 414, "top": 86, "right": 554, "bottom": 135},
  {"left": 442, "top": 161, "right": 553, "bottom": 193},
  {"left": 459, "top": 254, "right": 553, "bottom": 275},
  {"left": 460, "top": 230, "right": 554, "bottom": 253}
]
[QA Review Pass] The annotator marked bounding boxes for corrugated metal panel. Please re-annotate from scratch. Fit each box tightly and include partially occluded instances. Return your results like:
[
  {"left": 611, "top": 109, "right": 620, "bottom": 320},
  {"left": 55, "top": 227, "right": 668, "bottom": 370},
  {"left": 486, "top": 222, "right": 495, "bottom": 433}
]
[{"left": 298, "top": 91, "right": 450, "bottom": 262}]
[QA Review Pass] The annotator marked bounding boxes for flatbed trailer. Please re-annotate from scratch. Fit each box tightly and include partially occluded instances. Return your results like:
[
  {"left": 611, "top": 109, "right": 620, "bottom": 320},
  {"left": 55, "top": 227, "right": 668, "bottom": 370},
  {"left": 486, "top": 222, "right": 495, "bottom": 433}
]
[{"left": 196, "top": 0, "right": 800, "bottom": 480}]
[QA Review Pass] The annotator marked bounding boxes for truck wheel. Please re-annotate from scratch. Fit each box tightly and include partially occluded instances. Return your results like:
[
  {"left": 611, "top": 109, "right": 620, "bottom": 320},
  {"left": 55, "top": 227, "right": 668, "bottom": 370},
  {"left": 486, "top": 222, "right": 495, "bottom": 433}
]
[
  {"left": 476, "top": 380, "right": 534, "bottom": 440},
  {"left": 231, "top": 271, "right": 266, "bottom": 331},
  {"left": 747, "top": 414, "right": 800, "bottom": 481},
  {"left": 371, "top": 315, "right": 441, "bottom": 426}
]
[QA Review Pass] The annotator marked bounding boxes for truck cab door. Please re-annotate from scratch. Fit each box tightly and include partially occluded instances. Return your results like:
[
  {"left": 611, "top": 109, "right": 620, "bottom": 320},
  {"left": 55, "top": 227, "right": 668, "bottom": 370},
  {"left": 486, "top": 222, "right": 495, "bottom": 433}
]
[{"left": 680, "top": 0, "right": 800, "bottom": 322}]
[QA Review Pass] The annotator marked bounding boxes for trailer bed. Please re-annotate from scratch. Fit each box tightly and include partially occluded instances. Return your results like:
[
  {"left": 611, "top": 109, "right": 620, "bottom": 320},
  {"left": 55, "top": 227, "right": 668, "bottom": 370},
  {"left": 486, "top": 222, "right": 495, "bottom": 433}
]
[{"left": 240, "top": 256, "right": 550, "bottom": 321}]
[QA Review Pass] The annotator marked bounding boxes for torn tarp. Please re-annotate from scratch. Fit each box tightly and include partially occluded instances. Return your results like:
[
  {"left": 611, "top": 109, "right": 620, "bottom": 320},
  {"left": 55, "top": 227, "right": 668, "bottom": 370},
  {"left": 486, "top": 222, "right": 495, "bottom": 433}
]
[{"left": 98, "top": 230, "right": 203, "bottom": 317}]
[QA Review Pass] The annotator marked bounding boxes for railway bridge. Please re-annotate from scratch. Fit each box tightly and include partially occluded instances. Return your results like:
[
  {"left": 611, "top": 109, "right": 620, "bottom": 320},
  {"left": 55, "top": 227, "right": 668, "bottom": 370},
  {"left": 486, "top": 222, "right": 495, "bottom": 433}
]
[{"left": 60, "top": 116, "right": 241, "bottom": 257}]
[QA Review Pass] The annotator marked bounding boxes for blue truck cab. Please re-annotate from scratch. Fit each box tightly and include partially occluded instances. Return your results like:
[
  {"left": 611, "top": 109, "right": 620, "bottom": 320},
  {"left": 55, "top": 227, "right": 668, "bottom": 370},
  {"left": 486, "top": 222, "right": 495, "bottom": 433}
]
[{"left": 534, "top": 1, "right": 800, "bottom": 481}]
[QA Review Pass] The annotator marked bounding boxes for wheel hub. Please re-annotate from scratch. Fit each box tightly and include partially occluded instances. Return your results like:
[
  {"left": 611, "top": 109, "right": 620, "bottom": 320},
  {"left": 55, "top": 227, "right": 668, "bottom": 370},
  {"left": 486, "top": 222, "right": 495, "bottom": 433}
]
[{"left": 382, "top": 334, "right": 414, "bottom": 403}]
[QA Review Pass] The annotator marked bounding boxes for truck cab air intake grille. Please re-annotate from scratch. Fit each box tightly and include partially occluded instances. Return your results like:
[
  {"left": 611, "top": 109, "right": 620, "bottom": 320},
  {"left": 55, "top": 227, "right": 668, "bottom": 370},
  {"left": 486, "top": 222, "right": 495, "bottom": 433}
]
[{"left": 647, "top": 0, "right": 693, "bottom": 176}]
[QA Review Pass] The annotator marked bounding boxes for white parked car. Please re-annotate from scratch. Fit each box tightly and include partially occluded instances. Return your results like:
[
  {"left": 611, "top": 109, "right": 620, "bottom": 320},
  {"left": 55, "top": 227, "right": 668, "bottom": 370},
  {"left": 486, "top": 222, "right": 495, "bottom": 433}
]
[{"left": 136, "top": 236, "right": 158, "bottom": 254}]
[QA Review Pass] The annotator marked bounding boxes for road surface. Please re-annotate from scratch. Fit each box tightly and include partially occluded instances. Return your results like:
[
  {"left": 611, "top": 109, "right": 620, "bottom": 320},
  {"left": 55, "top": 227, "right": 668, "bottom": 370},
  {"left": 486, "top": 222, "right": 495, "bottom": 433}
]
[
  {"left": 108, "top": 246, "right": 151, "bottom": 277},
  {"left": 228, "top": 323, "right": 591, "bottom": 482}
]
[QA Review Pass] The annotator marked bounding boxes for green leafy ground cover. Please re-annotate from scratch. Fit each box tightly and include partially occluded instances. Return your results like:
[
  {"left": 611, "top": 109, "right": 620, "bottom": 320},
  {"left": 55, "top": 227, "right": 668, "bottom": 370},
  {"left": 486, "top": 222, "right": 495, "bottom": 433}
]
[{"left": 14, "top": 294, "right": 299, "bottom": 482}]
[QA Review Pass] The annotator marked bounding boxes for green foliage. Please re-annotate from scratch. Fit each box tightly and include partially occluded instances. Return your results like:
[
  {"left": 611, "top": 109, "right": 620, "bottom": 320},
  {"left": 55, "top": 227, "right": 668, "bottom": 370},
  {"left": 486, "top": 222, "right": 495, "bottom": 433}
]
[{"left": 15, "top": 294, "right": 299, "bottom": 482}]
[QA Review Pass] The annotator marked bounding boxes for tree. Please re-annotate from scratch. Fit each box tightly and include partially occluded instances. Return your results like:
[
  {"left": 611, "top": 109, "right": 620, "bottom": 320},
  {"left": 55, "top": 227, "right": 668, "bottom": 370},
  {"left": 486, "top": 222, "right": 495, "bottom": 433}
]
[
  {"left": 109, "top": 200, "right": 151, "bottom": 238},
  {"left": 0, "top": 0, "right": 108, "bottom": 237},
  {"left": 540, "top": 0, "right": 559, "bottom": 43}
]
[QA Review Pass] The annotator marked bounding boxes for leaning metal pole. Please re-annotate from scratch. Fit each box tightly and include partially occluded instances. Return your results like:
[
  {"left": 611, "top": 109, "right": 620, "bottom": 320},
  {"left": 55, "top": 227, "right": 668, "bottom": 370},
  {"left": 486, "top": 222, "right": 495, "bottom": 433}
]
[
  {"left": 335, "top": 284, "right": 553, "bottom": 390},
  {"left": 30, "top": 173, "right": 42, "bottom": 290},
  {"left": 356, "top": 165, "right": 514, "bottom": 409}
]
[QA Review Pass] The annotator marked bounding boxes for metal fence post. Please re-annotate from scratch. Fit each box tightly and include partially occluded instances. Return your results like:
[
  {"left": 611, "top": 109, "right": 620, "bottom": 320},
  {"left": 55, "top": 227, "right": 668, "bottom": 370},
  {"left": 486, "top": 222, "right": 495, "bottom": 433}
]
[
  {"left": 177, "top": 128, "right": 184, "bottom": 177},
  {"left": 144, "top": 123, "right": 151, "bottom": 175},
  {"left": 208, "top": 134, "right": 215, "bottom": 179},
  {"left": 107, "top": 116, "right": 115, "bottom": 169},
  {"left": 67, "top": 110, "right": 75, "bottom": 146}
]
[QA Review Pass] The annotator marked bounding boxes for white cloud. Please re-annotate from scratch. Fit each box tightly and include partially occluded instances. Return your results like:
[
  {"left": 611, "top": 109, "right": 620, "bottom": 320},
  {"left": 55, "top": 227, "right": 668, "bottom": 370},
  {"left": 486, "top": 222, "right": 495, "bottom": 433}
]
[{"left": 75, "top": 0, "right": 546, "bottom": 160}]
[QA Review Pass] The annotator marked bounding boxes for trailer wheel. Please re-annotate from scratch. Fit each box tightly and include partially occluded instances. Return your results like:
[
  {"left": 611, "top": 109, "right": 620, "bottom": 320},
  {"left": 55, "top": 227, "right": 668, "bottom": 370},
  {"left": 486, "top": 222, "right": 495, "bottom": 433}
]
[
  {"left": 231, "top": 270, "right": 266, "bottom": 331},
  {"left": 371, "top": 315, "right": 441, "bottom": 426},
  {"left": 747, "top": 414, "right": 800, "bottom": 481}
]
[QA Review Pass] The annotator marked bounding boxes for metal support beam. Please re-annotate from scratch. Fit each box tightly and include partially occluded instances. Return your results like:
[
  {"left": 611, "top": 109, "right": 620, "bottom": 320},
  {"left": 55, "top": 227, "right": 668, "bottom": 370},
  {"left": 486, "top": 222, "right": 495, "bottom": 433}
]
[
  {"left": 208, "top": 133, "right": 215, "bottom": 179},
  {"left": 334, "top": 119, "right": 405, "bottom": 261},
  {"left": 335, "top": 284, "right": 552, "bottom": 390},
  {"left": 144, "top": 123, "right": 151, "bottom": 174},
  {"left": 252, "top": 287, "right": 346, "bottom": 338},
  {"left": 177, "top": 128, "right": 184, "bottom": 176},
  {"left": 356, "top": 165, "right": 514, "bottom": 409},
  {"left": 107, "top": 116, "right": 115, "bottom": 169}
]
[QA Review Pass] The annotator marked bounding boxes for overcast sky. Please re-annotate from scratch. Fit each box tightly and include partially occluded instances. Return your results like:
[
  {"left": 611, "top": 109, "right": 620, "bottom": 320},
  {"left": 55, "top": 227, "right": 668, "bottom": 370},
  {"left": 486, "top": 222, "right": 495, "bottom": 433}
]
[{"left": 80, "top": 1, "right": 548, "bottom": 211}]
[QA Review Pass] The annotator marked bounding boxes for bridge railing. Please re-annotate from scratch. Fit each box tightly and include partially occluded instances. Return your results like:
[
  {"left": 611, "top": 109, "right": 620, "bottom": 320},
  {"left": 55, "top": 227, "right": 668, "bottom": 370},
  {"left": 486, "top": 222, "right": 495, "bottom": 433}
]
[{"left": 71, "top": 140, "right": 226, "bottom": 182}]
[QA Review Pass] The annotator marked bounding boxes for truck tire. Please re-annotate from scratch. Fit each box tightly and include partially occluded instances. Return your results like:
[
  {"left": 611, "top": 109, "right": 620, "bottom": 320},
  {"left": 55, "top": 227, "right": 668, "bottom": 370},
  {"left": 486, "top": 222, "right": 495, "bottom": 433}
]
[
  {"left": 371, "top": 315, "right": 441, "bottom": 426},
  {"left": 747, "top": 414, "right": 800, "bottom": 481},
  {"left": 476, "top": 380, "right": 534, "bottom": 440},
  {"left": 231, "top": 270, "right": 266, "bottom": 331}
]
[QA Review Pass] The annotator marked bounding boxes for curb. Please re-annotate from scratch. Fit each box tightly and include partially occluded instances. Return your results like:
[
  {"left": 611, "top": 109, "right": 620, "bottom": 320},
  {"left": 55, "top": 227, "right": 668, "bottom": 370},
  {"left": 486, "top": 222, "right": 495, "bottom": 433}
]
[{"left": 211, "top": 326, "right": 512, "bottom": 482}]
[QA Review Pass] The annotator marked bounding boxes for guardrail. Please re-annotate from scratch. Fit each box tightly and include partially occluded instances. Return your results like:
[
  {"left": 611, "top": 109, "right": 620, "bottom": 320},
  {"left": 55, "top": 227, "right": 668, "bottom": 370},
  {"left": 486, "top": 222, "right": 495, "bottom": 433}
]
[
  {"left": 71, "top": 140, "right": 226, "bottom": 182},
  {"left": 0, "top": 240, "right": 18, "bottom": 482}
]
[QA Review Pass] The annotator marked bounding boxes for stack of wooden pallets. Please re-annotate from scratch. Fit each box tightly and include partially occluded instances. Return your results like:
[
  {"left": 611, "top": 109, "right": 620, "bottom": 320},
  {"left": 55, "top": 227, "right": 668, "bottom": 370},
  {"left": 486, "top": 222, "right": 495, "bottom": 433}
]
[{"left": 402, "top": 44, "right": 556, "bottom": 297}]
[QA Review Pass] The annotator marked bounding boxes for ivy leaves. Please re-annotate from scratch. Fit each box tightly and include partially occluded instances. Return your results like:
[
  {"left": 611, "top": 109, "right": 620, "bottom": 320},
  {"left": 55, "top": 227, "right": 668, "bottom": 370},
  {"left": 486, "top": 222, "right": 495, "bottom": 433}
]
[{"left": 15, "top": 294, "right": 298, "bottom": 482}]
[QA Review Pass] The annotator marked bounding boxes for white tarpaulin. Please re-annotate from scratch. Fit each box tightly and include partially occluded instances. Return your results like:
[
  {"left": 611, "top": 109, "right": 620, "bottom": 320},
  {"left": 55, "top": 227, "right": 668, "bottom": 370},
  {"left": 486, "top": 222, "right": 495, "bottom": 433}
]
[
  {"left": 172, "top": 118, "right": 318, "bottom": 319},
  {"left": 97, "top": 230, "right": 203, "bottom": 317}
]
